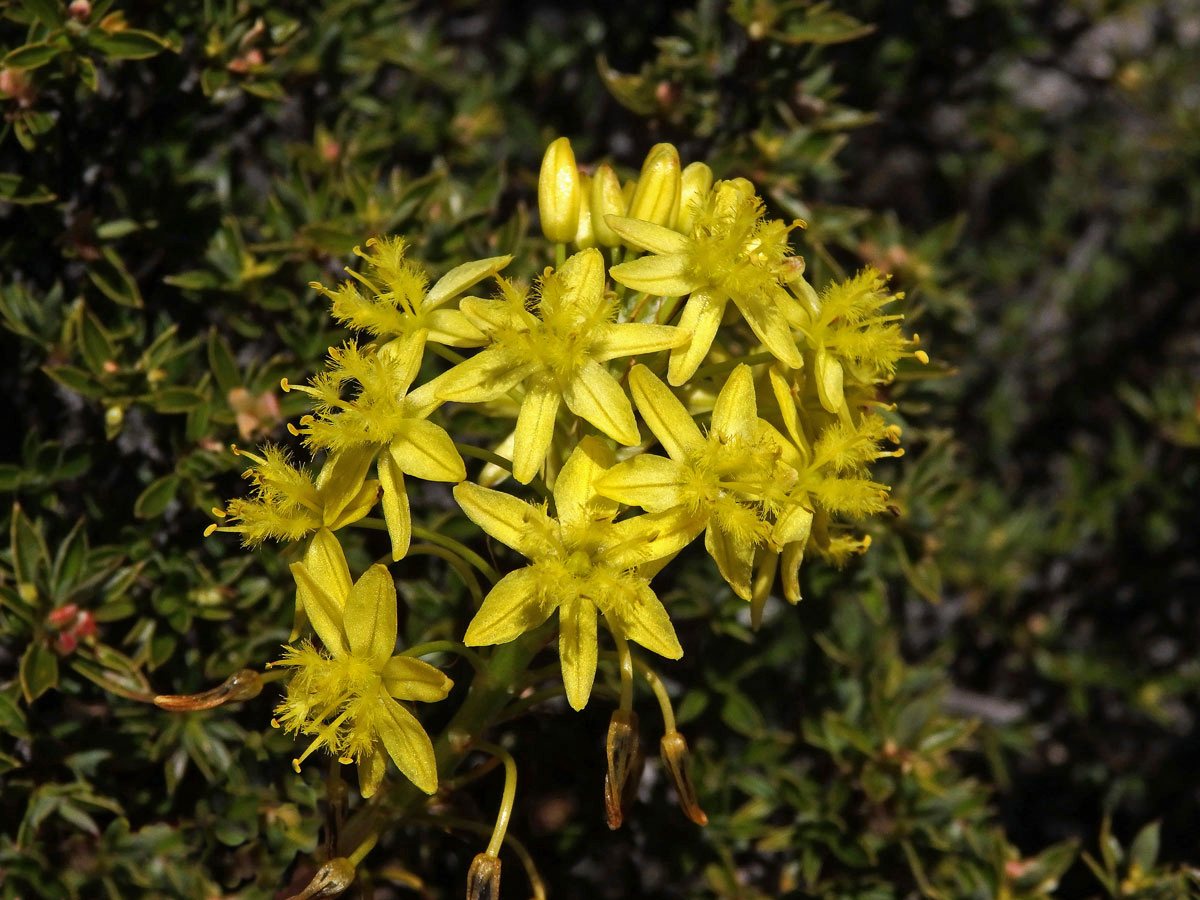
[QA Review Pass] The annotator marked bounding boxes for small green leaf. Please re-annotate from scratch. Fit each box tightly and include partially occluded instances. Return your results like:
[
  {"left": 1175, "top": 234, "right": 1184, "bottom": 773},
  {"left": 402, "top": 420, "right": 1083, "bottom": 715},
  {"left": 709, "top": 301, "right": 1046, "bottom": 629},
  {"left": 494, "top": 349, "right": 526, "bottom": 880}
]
[
  {"left": 88, "top": 246, "right": 143, "bottom": 307},
  {"left": 3, "top": 42, "right": 61, "bottom": 71},
  {"left": 206, "top": 328, "right": 240, "bottom": 394},
  {"left": 149, "top": 387, "right": 206, "bottom": 413},
  {"left": 88, "top": 29, "right": 170, "bottom": 60},
  {"left": 18, "top": 0, "right": 64, "bottom": 28},
  {"left": 0, "top": 173, "right": 56, "bottom": 205},
  {"left": 43, "top": 365, "right": 104, "bottom": 398},
  {"left": 163, "top": 269, "right": 223, "bottom": 291},
  {"left": 19, "top": 642, "right": 59, "bottom": 703},
  {"left": 133, "top": 473, "right": 180, "bottom": 519},
  {"left": 1129, "top": 821, "right": 1161, "bottom": 873},
  {"left": 76, "top": 305, "right": 118, "bottom": 374}
]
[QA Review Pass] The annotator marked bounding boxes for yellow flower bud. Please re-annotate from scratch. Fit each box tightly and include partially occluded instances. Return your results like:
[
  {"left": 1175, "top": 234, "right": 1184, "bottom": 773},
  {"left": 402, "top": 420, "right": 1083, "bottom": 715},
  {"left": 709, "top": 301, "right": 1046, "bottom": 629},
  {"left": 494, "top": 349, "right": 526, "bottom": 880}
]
[
  {"left": 589, "top": 164, "right": 626, "bottom": 247},
  {"left": 676, "top": 161, "right": 714, "bottom": 234},
  {"left": 573, "top": 172, "right": 596, "bottom": 249},
  {"left": 538, "top": 136, "right": 581, "bottom": 243},
  {"left": 627, "top": 142, "right": 681, "bottom": 228}
]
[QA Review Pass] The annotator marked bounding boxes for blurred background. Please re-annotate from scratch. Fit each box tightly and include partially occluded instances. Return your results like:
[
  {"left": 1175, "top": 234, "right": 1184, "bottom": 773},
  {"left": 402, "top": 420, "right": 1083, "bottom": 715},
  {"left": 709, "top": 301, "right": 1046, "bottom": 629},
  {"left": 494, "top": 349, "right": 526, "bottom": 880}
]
[{"left": 1, "top": 1, "right": 1198, "bottom": 897}]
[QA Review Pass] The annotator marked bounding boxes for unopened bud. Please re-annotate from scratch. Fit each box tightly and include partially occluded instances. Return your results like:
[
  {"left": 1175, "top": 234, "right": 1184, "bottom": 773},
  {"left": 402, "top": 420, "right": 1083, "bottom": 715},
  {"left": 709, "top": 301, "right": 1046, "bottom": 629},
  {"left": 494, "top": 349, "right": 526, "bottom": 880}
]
[
  {"left": 627, "top": 143, "right": 681, "bottom": 229},
  {"left": 284, "top": 858, "right": 355, "bottom": 900},
  {"left": 589, "top": 164, "right": 626, "bottom": 247},
  {"left": 538, "top": 137, "right": 581, "bottom": 243},
  {"left": 154, "top": 668, "right": 263, "bottom": 711},
  {"left": 466, "top": 853, "right": 501, "bottom": 900},
  {"left": 573, "top": 173, "right": 595, "bottom": 249},
  {"left": 676, "top": 161, "right": 713, "bottom": 234},
  {"left": 604, "top": 709, "right": 643, "bottom": 829},
  {"left": 660, "top": 731, "right": 707, "bottom": 826}
]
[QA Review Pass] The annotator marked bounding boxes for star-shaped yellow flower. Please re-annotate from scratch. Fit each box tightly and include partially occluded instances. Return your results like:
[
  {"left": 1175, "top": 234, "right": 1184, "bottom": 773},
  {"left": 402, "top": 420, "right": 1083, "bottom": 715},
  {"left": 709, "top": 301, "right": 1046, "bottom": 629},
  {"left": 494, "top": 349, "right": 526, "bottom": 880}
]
[
  {"left": 313, "top": 236, "right": 512, "bottom": 388},
  {"left": 607, "top": 179, "right": 804, "bottom": 385},
  {"left": 454, "top": 438, "right": 691, "bottom": 710},
  {"left": 288, "top": 341, "right": 465, "bottom": 560},
  {"left": 276, "top": 529, "right": 452, "bottom": 798},
  {"left": 429, "top": 248, "right": 689, "bottom": 483},
  {"left": 594, "top": 364, "right": 775, "bottom": 601}
]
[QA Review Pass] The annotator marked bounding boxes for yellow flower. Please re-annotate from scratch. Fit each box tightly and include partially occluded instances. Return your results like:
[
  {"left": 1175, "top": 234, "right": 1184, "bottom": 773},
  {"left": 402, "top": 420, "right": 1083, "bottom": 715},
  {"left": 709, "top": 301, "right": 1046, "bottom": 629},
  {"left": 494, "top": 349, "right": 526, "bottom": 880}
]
[
  {"left": 208, "top": 444, "right": 378, "bottom": 545},
  {"left": 429, "top": 248, "right": 688, "bottom": 484},
  {"left": 287, "top": 340, "right": 465, "bottom": 560},
  {"left": 312, "top": 236, "right": 512, "bottom": 389},
  {"left": 275, "top": 529, "right": 452, "bottom": 797},
  {"left": 607, "top": 179, "right": 804, "bottom": 385},
  {"left": 453, "top": 438, "right": 690, "bottom": 710},
  {"left": 594, "top": 364, "right": 775, "bottom": 601}
]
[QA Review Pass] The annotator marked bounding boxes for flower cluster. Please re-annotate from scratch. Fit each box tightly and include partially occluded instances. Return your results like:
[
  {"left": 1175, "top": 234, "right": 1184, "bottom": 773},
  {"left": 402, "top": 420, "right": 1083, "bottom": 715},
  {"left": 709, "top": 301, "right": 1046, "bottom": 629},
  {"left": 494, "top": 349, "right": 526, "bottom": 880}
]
[{"left": 209, "top": 137, "right": 924, "bottom": 817}]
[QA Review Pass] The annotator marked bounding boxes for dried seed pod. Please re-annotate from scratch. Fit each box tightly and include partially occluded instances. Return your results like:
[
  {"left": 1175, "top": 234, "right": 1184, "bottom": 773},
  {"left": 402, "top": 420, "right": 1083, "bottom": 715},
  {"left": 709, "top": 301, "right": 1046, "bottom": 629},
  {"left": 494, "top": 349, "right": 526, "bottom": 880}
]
[
  {"left": 660, "top": 731, "right": 708, "bottom": 826},
  {"left": 153, "top": 668, "right": 262, "bottom": 711},
  {"left": 466, "top": 852, "right": 502, "bottom": 900},
  {"left": 283, "top": 857, "right": 355, "bottom": 900},
  {"left": 604, "top": 709, "right": 644, "bottom": 829}
]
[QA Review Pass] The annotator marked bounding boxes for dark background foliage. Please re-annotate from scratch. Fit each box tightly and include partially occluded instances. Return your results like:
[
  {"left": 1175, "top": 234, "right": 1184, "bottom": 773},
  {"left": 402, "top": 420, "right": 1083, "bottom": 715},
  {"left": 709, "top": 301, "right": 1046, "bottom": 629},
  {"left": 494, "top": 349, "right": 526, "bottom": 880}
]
[{"left": 1, "top": 1, "right": 1197, "bottom": 898}]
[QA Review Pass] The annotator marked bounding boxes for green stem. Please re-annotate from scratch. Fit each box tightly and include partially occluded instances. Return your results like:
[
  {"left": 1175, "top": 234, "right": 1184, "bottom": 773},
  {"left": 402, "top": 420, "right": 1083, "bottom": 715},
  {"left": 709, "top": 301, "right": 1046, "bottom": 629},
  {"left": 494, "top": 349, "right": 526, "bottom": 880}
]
[
  {"left": 474, "top": 741, "right": 517, "bottom": 857},
  {"left": 454, "top": 443, "right": 552, "bottom": 501},
  {"left": 412, "top": 525, "right": 500, "bottom": 584},
  {"left": 407, "top": 544, "right": 483, "bottom": 604}
]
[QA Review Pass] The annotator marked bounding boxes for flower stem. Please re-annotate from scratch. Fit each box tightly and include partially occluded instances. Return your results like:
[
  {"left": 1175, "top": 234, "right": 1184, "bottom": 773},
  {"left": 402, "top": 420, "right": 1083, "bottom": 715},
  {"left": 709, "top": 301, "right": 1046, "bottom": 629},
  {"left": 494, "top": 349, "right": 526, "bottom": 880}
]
[
  {"left": 474, "top": 741, "right": 517, "bottom": 858},
  {"left": 397, "top": 640, "right": 487, "bottom": 673}
]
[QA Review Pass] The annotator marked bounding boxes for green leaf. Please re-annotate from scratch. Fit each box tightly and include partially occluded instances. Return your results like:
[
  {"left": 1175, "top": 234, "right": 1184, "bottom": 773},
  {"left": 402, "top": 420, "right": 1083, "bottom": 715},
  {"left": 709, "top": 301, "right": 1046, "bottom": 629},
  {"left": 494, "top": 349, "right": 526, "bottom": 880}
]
[
  {"left": 18, "top": 0, "right": 64, "bottom": 27},
  {"left": 163, "top": 269, "right": 224, "bottom": 291},
  {"left": 1129, "top": 821, "right": 1161, "bottom": 873},
  {"left": 206, "top": 328, "right": 240, "bottom": 395},
  {"left": 19, "top": 642, "right": 59, "bottom": 703},
  {"left": 43, "top": 365, "right": 104, "bottom": 398},
  {"left": 88, "top": 29, "right": 170, "bottom": 60},
  {"left": 3, "top": 42, "right": 61, "bottom": 71},
  {"left": 88, "top": 246, "right": 144, "bottom": 307},
  {"left": 76, "top": 305, "right": 118, "bottom": 374},
  {"left": 596, "top": 55, "right": 656, "bottom": 116},
  {"left": 11, "top": 502, "right": 50, "bottom": 588},
  {"left": 149, "top": 387, "right": 206, "bottom": 413},
  {"left": 0, "top": 173, "right": 56, "bottom": 205},
  {"left": 133, "top": 473, "right": 180, "bottom": 519}
]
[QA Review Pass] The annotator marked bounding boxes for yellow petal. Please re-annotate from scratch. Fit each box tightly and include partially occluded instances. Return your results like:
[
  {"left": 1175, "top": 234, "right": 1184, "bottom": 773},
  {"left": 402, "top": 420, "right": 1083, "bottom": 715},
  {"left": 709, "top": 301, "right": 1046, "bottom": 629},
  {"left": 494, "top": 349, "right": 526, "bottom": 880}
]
[
  {"left": 431, "top": 347, "right": 534, "bottom": 404},
  {"left": 553, "top": 435, "right": 618, "bottom": 532},
  {"left": 316, "top": 445, "right": 376, "bottom": 528},
  {"left": 781, "top": 541, "right": 805, "bottom": 604},
  {"left": 538, "top": 136, "right": 581, "bottom": 244},
  {"left": 356, "top": 744, "right": 386, "bottom": 799},
  {"left": 376, "top": 694, "right": 438, "bottom": 795},
  {"left": 590, "top": 164, "right": 626, "bottom": 248},
  {"left": 401, "top": 379, "right": 442, "bottom": 421},
  {"left": 814, "top": 348, "right": 844, "bottom": 414},
  {"left": 773, "top": 503, "right": 814, "bottom": 550},
  {"left": 629, "top": 365, "right": 704, "bottom": 460},
  {"left": 478, "top": 429, "right": 516, "bottom": 488},
  {"left": 512, "top": 375, "right": 560, "bottom": 484},
  {"left": 390, "top": 420, "right": 466, "bottom": 482},
  {"left": 304, "top": 528, "right": 353, "bottom": 605},
  {"left": 559, "top": 596, "right": 598, "bottom": 711},
  {"left": 593, "top": 454, "right": 685, "bottom": 513},
  {"left": 425, "top": 255, "right": 513, "bottom": 310},
  {"left": 603, "top": 508, "right": 702, "bottom": 567},
  {"left": 609, "top": 252, "right": 696, "bottom": 297},
  {"left": 459, "top": 296, "right": 522, "bottom": 335},
  {"left": 464, "top": 567, "right": 556, "bottom": 646},
  {"left": 453, "top": 482, "right": 556, "bottom": 559},
  {"left": 705, "top": 523, "right": 754, "bottom": 601},
  {"left": 734, "top": 290, "right": 803, "bottom": 369},
  {"left": 667, "top": 288, "right": 726, "bottom": 386},
  {"left": 426, "top": 308, "right": 486, "bottom": 347},
  {"left": 768, "top": 366, "right": 808, "bottom": 459},
  {"left": 559, "top": 247, "right": 605, "bottom": 307},
  {"left": 610, "top": 582, "right": 682, "bottom": 660},
  {"left": 604, "top": 216, "right": 688, "bottom": 256},
  {"left": 591, "top": 322, "right": 689, "bottom": 361},
  {"left": 377, "top": 453, "right": 411, "bottom": 561},
  {"left": 378, "top": 329, "right": 427, "bottom": 393},
  {"left": 626, "top": 143, "right": 681, "bottom": 228},
  {"left": 382, "top": 656, "right": 453, "bottom": 702},
  {"left": 711, "top": 364, "right": 758, "bottom": 443},
  {"left": 326, "top": 478, "right": 381, "bottom": 531},
  {"left": 290, "top": 561, "right": 348, "bottom": 656},
  {"left": 563, "top": 359, "right": 639, "bottom": 446},
  {"left": 343, "top": 564, "right": 397, "bottom": 664}
]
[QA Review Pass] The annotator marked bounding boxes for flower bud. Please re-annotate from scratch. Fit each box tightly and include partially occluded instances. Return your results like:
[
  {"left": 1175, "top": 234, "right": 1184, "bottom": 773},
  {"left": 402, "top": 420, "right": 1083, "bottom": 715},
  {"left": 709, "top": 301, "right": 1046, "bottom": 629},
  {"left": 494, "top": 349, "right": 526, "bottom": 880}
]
[
  {"left": 466, "top": 853, "right": 502, "bottom": 900},
  {"left": 676, "top": 161, "right": 713, "bottom": 234},
  {"left": 604, "top": 709, "right": 643, "bottom": 829},
  {"left": 283, "top": 858, "right": 355, "bottom": 900},
  {"left": 660, "top": 731, "right": 707, "bottom": 826},
  {"left": 589, "top": 164, "right": 626, "bottom": 248},
  {"left": 154, "top": 668, "right": 263, "bottom": 711},
  {"left": 573, "top": 173, "right": 596, "bottom": 249},
  {"left": 627, "top": 143, "right": 681, "bottom": 229},
  {"left": 538, "top": 137, "right": 581, "bottom": 243}
]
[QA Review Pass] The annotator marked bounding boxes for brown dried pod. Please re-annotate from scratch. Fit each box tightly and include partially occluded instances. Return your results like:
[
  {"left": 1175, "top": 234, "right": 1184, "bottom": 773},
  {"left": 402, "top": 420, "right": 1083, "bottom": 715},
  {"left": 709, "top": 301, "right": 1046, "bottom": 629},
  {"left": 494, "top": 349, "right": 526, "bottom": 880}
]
[
  {"left": 660, "top": 731, "right": 708, "bottom": 826},
  {"left": 153, "top": 668, "right": 262, "bottom": 711},
  {"left": 604, "top": 709, "right": 644, "bottom": 829}
]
